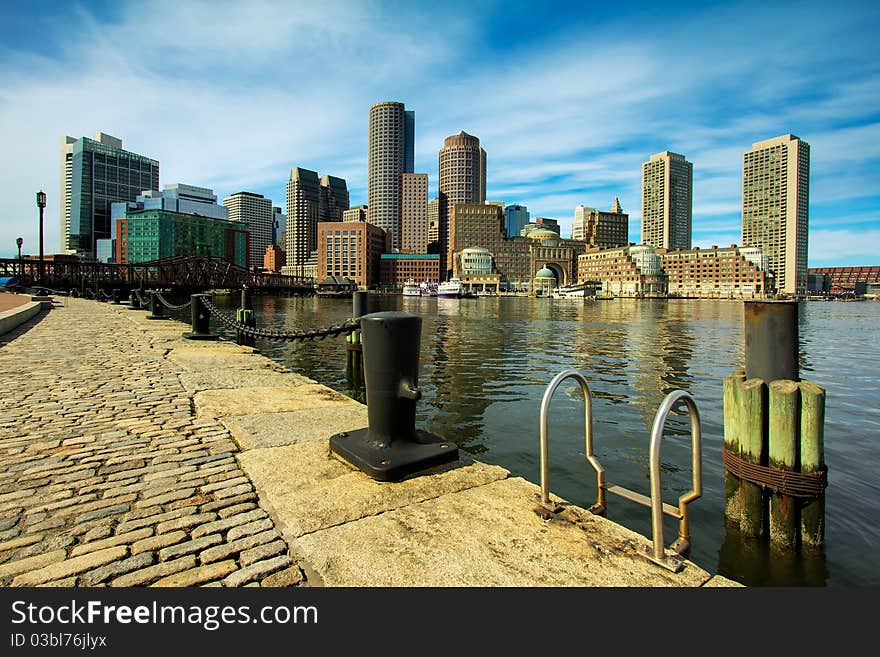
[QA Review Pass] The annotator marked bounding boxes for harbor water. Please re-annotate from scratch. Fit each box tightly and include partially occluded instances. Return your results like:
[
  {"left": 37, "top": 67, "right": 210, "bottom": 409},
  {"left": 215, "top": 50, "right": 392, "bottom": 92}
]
[{"left": 211, "top": 294, "right": 880, "bottom": 586}]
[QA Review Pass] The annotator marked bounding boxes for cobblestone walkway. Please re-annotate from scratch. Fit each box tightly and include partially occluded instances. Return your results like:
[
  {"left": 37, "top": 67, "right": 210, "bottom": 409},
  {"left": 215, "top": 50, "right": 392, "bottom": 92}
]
[{"left": 0, "top": 299, "right": 303, "bottom": 587}]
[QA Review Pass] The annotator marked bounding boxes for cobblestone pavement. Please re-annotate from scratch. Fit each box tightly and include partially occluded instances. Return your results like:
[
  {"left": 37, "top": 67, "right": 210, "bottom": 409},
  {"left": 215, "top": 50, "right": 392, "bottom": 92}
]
[{"left": 0, "top": 299, "right": 303, "bottom": 587}]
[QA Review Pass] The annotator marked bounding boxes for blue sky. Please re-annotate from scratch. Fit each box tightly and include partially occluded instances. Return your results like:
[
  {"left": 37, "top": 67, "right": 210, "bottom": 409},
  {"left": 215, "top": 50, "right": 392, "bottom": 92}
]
[{"left": 1, "top": 0, "right": 878, "bottom": 265}]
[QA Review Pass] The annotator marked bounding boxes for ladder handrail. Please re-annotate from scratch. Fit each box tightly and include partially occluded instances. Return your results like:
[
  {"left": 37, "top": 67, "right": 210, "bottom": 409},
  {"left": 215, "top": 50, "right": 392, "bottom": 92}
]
[
  {"left": 647, "top": 390, "right": 702, "bottom": 569},
  {"left": 539, "top": 370, "right": 601, "bottom": 507}
]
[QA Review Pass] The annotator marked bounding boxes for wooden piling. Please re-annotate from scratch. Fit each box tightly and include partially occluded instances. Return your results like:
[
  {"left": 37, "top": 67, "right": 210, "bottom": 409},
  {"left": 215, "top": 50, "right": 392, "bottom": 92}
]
[
  {"left": 739, "top": 378, "right": 766, "bottom": 538},
  {"left": 723, "top": 371, "right": 745, "bottom": 521},
  {"left": 799, "top": 381, "right": 826, "bottom": 547},
  {"left": 768, "top": 380, "right": 799, "bottom": 548}
]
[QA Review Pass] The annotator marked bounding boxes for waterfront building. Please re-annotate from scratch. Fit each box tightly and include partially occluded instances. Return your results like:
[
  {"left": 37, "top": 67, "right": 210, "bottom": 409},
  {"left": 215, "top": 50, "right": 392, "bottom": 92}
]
[
  {"left": 272, "top": 207, "right": 286, "bottom": 247},
  {"left": 286, "top": 168, "right": 349, "bottom": 270},
  {"left": 577, "top": 244, "right": 668, "bottom": 296},
  {"left": 742, "top": 134, "right": 810, "bottom": 295},
  {"left": 318, "top": 220, "right": 387, "bottom": 288},
  {"left": 657, "top": 244, "right": 770, "bottom": 297},
  {"left": 61, "top": 132, "right": 160, "bottom": 259},
  {"left": 439, "top": 131, "right": 486, "bottom": 278},
  {"left": 115, "top": 209, "right": 248, "bottom": 267},
  {"left": 368, "top": 101, "right": 414, "bottom": 250},
  {"left": 343, "top": 205, "right": 368, "bottom": 223},
  {"left": 263, "top": 244, "right": 286, "bottom": 272},
  {"left": 504, "top": 204, "right": 530, "bottom": 238},
  {"left": 807, "top": 265, "right": 880, "bottom": 295},
  {"left": 521, "top": 217, "right": 561, "bottom": 237},
  {"left": 427, "top": 197, "right": 440, "bottom": 245},
  {"left": 449, "top": 204, "right": 586, "bottom": 291},
  {"left": 400, "top": 173, "right": 429, "bottom": 254},
  {"left": 641, "top": 151, "right": 693, "bottom": 250},
  {"left": 379, "top": 253, "right": 441, "bottom": 288},
  {"left": 224, "top": 192, "right": 273, "bottom": 270},
  {"left": 572, "top": 199, "right": 629, "bottom": 248}
]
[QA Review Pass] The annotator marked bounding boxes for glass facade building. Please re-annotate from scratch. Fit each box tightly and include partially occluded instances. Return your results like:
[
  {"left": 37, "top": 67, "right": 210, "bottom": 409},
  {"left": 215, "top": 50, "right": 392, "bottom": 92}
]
[
  {"left": 116, "top": 210, "right": 249, "bottom": 267},
  {"left": 67, "top": 133, "right": 159, "bottom": 259}
]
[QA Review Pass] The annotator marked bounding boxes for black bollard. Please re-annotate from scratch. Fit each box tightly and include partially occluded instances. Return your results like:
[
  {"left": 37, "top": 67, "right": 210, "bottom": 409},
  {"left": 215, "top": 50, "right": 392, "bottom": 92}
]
[
  {"left": 127, "top": 290, "right": 141, "bottom": 310},
  {"left": 183, "top": 294, "right": 219, "bottom": 340},
  {"left": 744, "top": 300, "right": 799, "bottom": 382},
  {"left": 112, "top": 288, "right": 122, "bottom": 304},
  {"left": 330, "top": 311, "right": 458, "bottom": 481},
  {"left": 145, "top": 290, "right": 168, "bottom": 320}
]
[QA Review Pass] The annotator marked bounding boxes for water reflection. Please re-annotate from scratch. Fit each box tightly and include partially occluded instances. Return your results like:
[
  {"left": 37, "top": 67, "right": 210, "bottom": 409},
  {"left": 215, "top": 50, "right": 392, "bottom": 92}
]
[{"left": 206, "top": 293, "right": 880, "bottom": 586}]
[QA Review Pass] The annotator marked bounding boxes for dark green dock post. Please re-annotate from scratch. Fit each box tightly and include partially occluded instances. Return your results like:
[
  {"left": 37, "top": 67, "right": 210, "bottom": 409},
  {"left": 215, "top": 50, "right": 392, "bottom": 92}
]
[{"left": 236, "top": 285, "right": 256, "bottom": 347}]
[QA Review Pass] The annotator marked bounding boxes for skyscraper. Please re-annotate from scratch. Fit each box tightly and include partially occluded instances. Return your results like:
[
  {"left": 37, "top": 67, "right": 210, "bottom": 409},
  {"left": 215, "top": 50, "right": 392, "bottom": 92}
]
[
  {"left": 285, "top": 168, "right": 349, "bottom": 270},
  {"left": 368, "top": 101, "right": 414, "bottom": 250},
  {"left": 400, "top": 173, "right": 428, "bottom": 253},
  {"left": 742, "top": 134, "right": 810, "bottom": 295},
  {"left": 224, "top": 192, "right": 273, "bottom": 269},
  {"left": 61, "top": 132, "right": 159, "bottom": 259},
  {"left": 504, "top": 204, "right": 530, "bottom": 238},
  {"left": 438, "top": 131, "right": 486, "bottom": 278},
  {"left": 641, "top": 151, "right": 692, "bottom": 250}
]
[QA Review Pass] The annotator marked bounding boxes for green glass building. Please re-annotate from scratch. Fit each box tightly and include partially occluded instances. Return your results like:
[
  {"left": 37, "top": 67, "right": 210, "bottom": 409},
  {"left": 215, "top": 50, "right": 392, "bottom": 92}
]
[{"left": 119, "top": 210, "right": 249, "bottom": 267}]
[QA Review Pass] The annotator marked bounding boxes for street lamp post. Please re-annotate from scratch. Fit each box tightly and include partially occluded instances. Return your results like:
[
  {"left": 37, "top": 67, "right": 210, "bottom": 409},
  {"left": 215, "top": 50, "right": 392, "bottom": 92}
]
[
  {"left": 36, "top": 191, "right": 46, "bottom": 284},
  {"left": 16, "top": 237, "right": 23, "bottom": 279}
]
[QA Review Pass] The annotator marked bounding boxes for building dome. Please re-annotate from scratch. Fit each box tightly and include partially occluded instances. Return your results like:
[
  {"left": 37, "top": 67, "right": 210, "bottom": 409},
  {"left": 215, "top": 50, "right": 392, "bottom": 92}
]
[
  {"left": 527, "top": 228, "right": 559, "bottom": 240},
  {"left": 535, "top": 267, "right": 555, "bottom": 279},
  {"left": 461, "top": 246, "right": 490, "bottom": 255}
]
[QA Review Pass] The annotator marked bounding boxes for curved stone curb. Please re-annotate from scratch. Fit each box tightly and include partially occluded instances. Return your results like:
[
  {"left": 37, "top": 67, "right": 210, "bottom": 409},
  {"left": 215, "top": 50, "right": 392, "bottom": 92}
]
[{"left": 0, "top": 301, "right": 43, "bottom": 336}]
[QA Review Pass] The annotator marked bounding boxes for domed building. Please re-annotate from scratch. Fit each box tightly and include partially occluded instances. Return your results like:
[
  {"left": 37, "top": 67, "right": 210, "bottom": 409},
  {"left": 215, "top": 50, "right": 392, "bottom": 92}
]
[{"left": 533, "top": 266, "right": 557, "bottom": 296}]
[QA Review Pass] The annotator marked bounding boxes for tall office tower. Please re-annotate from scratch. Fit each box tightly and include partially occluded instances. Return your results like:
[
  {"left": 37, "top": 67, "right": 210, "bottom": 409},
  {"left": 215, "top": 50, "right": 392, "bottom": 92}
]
[
  {"left": 742, "top": 134, "right": 810, "bottom": 295},
  {"left": 272, "top": 207, "right": 286, "bottom": 247},
  {"left": 504, "top": 204, "right": 530, "bottom": 238},
  {"left": 286, "top": 168, "right": 322, "bottom": 269},
  {"left": 641, "top": 151, "right": 693, "bottom": 250},
  {"left": 224, "top": 192, "right": 273, "bottom": 269},
  {"left": 572, "top": 198, "right": 629, "bottom": 248},
  {"left": 400, "top": 173, "right": 429, "bottom": 253},
  {"left": 438, "top": 131, "right": 486, "bottom": 278},
  {"left": 286, "top": 168, "right": 349, "bottom": 269},
  {"left": 320, "top": 175, "right": 350, "bottom": 222},
  {"left": 62, "top": 132, "right": 159, "bottom": 259},
  {"left": 368, "top": 101, "right": 414, "bottom": 250},
  {"left": 427, "top": 197, "right": 440, "bottom": 245}
]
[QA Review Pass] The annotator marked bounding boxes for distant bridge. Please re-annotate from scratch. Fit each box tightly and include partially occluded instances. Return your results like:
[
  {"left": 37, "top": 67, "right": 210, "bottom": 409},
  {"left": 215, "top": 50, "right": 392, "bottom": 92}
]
[{"left": 0, "top": 256, "right": 315, "bottom": 294}]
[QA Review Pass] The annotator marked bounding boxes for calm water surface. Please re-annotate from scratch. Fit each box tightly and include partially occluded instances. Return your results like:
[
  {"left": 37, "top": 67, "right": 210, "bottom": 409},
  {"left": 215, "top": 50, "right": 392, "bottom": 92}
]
[{"left": 211, "top": 294, "right": 880, "bottom": 586}]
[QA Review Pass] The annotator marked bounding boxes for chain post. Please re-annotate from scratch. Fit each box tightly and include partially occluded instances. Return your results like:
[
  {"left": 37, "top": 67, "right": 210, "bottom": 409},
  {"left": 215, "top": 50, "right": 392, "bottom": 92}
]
[
  {"left": 183, "top": 294, "right": 219, "bottom": 340},
  {"left": 236, "top": 284, "right": 256, "bottom": 347}
]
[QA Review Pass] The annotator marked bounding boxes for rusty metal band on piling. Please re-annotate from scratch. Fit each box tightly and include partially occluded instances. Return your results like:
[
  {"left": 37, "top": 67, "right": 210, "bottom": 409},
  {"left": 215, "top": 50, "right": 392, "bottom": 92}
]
[{"left": 722, "top": 448, "right": 827, "bottom": 498}]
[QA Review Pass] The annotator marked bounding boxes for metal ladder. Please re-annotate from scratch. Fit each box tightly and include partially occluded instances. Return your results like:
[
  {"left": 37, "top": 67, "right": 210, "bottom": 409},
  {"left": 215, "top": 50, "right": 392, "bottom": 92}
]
[{"left": 539, "top": 370, "right": 702, "bottom": 573}]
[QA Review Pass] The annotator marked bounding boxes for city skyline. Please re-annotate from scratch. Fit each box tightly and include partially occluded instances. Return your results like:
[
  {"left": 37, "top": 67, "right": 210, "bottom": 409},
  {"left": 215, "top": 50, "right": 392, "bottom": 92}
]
[{"left": 0, "top": 0, "right": 878, "bottom": 266}]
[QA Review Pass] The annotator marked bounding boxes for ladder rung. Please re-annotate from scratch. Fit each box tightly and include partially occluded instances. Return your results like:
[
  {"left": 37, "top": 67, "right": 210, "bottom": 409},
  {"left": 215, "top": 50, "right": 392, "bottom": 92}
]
[{"left": 604, "top": 485, "right": 683, "bottom": 519}]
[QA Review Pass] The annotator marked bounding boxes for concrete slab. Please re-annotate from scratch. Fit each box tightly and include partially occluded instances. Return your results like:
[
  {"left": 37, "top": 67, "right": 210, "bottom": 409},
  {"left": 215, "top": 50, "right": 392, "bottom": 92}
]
[
  {"left": 194, "top": 384, "right": 359, "bottom": 417},
  {"left": 222, "top": 404, "right": 367, "bottom": 449},
  {"left": 238, "top": 440, "right": 509, "bottom": 539},
  {"left": 179, "top": 369, "right": 313, "bottom": 394},
  {"left": 293, "top": 477, "right": 714, "bottom": 587},
  {"left": 167, "top": 346, "right": 281, "bottom": 372},
  {"left": 702, "top": 575, "right": 744, "bottom": 587}
]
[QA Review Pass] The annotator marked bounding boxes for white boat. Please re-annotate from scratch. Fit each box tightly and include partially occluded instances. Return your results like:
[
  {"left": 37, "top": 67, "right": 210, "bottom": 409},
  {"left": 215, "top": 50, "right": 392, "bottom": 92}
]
[
  {"left": 419, "top": 281, "right": 438, "bottom": 297},
  {"left": 552, "top": 283, "right": 594, "bottom": 299},
  {"left": 437, "top": 278, "right": 463, "bottom": 298},
  {"left": 402, "top": 278, "right": 421, "bottom": 297}
]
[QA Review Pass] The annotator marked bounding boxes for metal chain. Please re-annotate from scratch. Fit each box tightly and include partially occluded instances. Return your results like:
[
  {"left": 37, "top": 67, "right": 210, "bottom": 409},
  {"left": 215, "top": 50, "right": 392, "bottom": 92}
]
[
  {"left": 154, "top": 291, "right": 193, "bottom": 310},
  {"left": 134, "top": 289, "right": 149, "bottom": 305},
  {"left": 200, "top": 296, "right": 360, "bottom": 342}
]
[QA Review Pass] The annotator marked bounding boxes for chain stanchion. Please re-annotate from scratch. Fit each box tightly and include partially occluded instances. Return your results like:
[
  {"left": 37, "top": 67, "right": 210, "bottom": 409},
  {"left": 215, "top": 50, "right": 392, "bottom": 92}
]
[
  {"left": 127, "top": 289, "right": 141, "bottom": 310},
  {"left": 236, "top": 285, "right": 256, "bottom": 347},
  {"left": 183, "top": 294, "right": 219, "bottom": 340},
  {"left": 145, "top": 291, "right": 168, "bottom": 320}
]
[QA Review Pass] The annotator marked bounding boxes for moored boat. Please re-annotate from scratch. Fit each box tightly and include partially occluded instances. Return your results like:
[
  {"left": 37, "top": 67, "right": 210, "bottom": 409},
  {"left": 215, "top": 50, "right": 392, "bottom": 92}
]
[
  {"left": 402, "top": 278, "right": 421, "bottom": 297},
  {"left": 437, "top": 278, "right": 463, "bottom": 298}
]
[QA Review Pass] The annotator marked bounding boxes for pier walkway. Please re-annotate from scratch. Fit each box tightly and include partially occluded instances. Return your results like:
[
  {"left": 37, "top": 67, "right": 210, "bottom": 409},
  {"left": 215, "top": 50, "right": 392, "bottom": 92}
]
[{"left": 0, "top": 298, "right": 738, "bottom": 587}]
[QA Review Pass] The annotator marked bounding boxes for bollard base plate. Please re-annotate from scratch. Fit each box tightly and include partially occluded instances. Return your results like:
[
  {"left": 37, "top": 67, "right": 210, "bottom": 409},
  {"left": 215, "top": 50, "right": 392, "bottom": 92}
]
[
  {"left": 329, "top": 428, "right": 458, "bottom": 482},
  {"left": 182, "top": 332, "right": 220, "bottom": 341}
]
